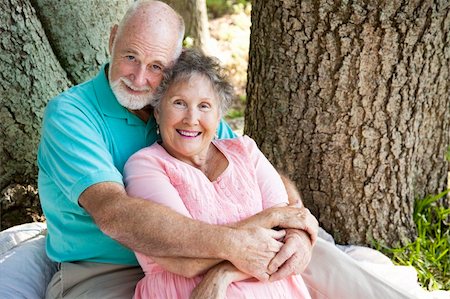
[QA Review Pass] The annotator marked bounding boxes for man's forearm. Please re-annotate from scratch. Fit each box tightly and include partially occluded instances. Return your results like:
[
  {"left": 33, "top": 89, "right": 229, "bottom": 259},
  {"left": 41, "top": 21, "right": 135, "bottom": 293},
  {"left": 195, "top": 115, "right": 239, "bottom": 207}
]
[
  {"left": 80, "top": 182, "right": 314, "bottom": 281},
  {"left": 105, "top": 197, "right": 236, "bottom": 259},
  {"left": 80, "top": 182, "right": 236, "bottom": 260}
]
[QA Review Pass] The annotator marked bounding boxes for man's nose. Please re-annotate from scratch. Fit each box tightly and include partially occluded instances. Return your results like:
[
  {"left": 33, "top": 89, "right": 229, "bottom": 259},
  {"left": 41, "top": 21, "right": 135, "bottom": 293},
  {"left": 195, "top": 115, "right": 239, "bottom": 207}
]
[{"left": 131, "top": 65, "right": 147, "bottom": 87}]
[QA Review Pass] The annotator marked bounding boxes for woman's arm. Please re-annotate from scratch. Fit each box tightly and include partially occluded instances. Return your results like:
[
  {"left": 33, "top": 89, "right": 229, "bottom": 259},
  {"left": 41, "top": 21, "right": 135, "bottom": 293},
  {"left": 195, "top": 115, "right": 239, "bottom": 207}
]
[
  {"left": 269, "top": 175, "right": 318, "bottom": 280},
  {"left": 190, "top": 262, "right": 251, "bottom": 299},
  {"left": 149, "top": 256, "right": 222, "bottom": 278},
  {"left": 242, "top": 136, "right": 318, "bottom": 280}
]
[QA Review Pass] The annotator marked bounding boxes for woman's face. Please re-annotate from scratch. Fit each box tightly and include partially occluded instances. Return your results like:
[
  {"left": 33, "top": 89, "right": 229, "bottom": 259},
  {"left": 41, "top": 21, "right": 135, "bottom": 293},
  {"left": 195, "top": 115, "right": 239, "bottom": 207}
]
[{"left": 155, "top": 73, "right": 221, "bottom": 164}]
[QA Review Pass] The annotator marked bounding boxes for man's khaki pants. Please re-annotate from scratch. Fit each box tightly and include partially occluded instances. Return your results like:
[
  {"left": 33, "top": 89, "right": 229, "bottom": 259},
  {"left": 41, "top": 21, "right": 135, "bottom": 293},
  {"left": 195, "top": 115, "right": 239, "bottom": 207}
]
[{"left": 46, "top": 238, "right": 416, "bottom": 298}]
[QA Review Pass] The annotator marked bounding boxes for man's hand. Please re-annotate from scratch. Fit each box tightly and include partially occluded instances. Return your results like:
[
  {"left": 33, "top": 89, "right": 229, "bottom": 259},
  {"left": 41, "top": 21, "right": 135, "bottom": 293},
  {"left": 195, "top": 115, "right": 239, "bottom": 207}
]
[
  {"left": 226, "top": 226, "right": 285, "bottom": 282},
  {"left": 268, "top": 229, "right": 313, "bottom": 281},
  {"left": 227, "top": 206, "right": 318, "bottom": 281},
  {"left": 237, "top": 206, "right": 316, "bottom": 233}
]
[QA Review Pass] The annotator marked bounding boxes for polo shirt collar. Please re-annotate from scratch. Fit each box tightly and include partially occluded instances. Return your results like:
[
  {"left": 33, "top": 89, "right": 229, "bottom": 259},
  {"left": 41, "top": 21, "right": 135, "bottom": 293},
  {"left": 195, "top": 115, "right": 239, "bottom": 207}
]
[{"left": 93, "top": 64, "right": 144, "bottom": 126}]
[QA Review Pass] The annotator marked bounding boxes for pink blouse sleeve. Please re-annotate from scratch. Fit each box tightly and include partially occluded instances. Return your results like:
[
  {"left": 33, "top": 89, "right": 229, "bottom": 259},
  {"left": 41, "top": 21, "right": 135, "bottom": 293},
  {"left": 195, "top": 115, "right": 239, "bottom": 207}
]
[
  {"left": 241, "top": 136, "right": 288, "bottom": 209},
  {"left": 123, "top": 147, "right": 191, "bottom": 217}
]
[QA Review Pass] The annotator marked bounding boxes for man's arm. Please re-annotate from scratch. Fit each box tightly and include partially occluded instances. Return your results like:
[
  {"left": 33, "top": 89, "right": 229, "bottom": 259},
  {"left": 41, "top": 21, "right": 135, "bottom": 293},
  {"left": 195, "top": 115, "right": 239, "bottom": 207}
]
[
  {"left": 137, "top": 204, "right": 315, "bottom": 278},
  {"left": 79, "top": 182, "right": 309, "bottom": 281}
]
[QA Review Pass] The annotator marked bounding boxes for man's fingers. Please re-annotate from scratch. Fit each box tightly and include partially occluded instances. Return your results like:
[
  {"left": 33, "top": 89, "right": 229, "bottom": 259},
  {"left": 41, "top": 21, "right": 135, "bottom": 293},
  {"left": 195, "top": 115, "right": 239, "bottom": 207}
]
[
  {"left": 228, "top": 226, "right": 287, "bottom": 279},
  {"left": 276, "top": 207, "right": 312, "bottom": 229},
  {"left": 270, "top": 228, "right": 286, "bottom": 240},
  {"left": 279, "top": 208, "right": 319, "bottom": 245},
  {"left": 264, "top": 228, "right": 285, "bottom": 252}
]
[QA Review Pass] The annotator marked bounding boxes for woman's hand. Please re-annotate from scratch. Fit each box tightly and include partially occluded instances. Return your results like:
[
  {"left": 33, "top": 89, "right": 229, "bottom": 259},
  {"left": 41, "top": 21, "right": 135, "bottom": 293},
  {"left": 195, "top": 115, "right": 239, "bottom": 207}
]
[
  {"left": 229, "top": 205, "right": 318, "bottom": 282},
  {"left": 268, "top": 229, "right": 313, "bottom": 281},
  {"left": 190, "top": 262, "right": 251, "bottom": 299}
]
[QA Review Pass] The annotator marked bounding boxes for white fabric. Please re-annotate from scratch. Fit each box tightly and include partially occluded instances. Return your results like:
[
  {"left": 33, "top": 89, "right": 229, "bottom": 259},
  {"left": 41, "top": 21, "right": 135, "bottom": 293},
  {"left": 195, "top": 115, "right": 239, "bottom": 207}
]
[
  {"left": 0, "top": 223, "right": 57, "bottom": 299},
  {"left": 316, "top": 228, "right": 449, "bottom": 299},
  {"left": 0, "top": 223, "right": 448, "bottom": 299}
]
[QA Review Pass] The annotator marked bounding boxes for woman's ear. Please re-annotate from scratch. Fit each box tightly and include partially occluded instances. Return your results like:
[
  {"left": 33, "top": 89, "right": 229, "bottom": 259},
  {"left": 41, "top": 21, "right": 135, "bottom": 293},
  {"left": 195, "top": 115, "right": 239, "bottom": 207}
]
[{"left": 154, "top": 107, "right": 160, "bottom": 124}]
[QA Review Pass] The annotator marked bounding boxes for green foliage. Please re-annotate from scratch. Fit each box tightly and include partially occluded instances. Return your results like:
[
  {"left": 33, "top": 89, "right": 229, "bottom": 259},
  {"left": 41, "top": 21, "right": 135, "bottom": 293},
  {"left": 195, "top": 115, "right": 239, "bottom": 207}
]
[
  {"left": 376, "top": 189, "right": 450, "bottom": 290},
  {"left": 239, "top": 94, "right": 247, "bottom": 105},
  {"left": 206, "top": 0, "right": 250, "bottom": 18},
  {"left": 183, "top": 36, "right": 194, "bottom": 48},
  {"left": 226, "top": 108, "right": 244, "bottom": 119}
]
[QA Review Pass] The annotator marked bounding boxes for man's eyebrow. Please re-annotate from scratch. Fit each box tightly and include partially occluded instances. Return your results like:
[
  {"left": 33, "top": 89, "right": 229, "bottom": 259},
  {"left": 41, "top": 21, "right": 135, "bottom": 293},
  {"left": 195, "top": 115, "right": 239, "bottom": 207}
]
[
  {"left": 120, "top": 48, "right": 169, "bottom": 67},
  {"left": 122, "top": 48, "right": 139, "bottom": 55}
]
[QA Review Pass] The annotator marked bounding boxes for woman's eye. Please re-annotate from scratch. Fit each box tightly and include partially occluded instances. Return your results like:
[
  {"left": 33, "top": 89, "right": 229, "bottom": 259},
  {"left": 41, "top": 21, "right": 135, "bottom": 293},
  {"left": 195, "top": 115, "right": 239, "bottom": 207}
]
[
  {"left": 173, "top": 100, "right": 186, "bottom": 108},
  {"left": 199, "top": 103, "right": 211, "bottom": 110}
]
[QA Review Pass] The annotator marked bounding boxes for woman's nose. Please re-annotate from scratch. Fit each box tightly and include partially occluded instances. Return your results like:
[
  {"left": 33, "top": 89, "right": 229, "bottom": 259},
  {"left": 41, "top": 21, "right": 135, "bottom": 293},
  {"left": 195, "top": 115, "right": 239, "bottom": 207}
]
[{"left": 183, "top": 108, "right": 199, "bottom": 125}]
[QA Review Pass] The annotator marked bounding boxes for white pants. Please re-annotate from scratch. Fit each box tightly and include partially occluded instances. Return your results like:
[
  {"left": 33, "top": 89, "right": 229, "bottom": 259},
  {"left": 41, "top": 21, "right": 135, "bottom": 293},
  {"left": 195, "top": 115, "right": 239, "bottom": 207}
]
[{"left": 302, "top": 238, "right": 416, "bottom": 299}]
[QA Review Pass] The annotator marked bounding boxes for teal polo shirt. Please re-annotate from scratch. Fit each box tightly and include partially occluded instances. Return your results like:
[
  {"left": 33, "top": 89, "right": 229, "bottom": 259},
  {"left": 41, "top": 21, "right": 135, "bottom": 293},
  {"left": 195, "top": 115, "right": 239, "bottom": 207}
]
[{"left": 38, "top": 64, "right": 236, "bottom": 265}]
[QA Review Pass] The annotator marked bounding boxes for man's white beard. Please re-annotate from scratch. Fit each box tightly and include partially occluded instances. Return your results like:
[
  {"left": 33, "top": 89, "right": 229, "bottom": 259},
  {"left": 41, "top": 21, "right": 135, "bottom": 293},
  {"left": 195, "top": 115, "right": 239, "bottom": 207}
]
[{"left": 110, "top": 77, "right": 155, "bottom": 110}]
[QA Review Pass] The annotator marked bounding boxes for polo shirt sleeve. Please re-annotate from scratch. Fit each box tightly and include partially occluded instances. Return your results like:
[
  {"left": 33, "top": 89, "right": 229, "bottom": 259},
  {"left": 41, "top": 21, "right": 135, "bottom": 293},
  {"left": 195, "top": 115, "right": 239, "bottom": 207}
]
[
  {"left": 38, "top": 98, "right": 123, "bottom": 205},
  {"left": 241, "top": 136, "right": 289, "bottom": 209},
  {"left": 217, "top": 119, "right": 237, "bottom": 139}
]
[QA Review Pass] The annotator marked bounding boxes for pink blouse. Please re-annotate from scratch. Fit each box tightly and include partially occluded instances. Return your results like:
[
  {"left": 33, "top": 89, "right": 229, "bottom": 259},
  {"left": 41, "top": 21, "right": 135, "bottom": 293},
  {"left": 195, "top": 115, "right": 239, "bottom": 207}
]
[{"left": 124, "top": 135, "right": 310, "bottom": 299}]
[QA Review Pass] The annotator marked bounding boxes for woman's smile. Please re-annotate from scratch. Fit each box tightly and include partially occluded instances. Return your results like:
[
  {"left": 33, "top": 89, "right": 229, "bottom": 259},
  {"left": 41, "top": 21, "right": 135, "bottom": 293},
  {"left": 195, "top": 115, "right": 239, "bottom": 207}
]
[{"left": 177, "top": 129, "right": 201, "bottom": 138}]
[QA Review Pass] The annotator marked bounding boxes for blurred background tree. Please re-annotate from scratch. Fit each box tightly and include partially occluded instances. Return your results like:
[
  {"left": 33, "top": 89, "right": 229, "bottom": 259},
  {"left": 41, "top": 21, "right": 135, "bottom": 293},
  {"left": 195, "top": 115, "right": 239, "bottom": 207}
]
[{"left": 164, "top": 0, "right": 210, "bottom": 51}]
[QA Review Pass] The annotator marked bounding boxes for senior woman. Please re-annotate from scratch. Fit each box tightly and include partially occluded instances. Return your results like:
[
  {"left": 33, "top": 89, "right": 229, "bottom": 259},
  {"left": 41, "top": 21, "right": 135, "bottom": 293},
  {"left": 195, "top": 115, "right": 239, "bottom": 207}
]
[{"left": 123, "top": 49, "right": 312, "bottom": 299}]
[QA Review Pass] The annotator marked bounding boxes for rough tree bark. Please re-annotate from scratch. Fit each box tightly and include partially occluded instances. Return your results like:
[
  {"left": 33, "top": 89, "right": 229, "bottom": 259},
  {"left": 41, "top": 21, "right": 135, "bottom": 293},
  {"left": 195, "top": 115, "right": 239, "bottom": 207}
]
[
  {"left": 0, "top": 0, "right": 71, "bottom": 192},
  {"left": 0, "top": 0, "right": 129, "bottom": 229},
  {"left": 246, "top": 0, "right": 450, "bottom": 246},
  {"left": 31, "top": 0, "right": 131, "bottom": 84},
  {"left": 164, "top": 0, "right": 210, "bottom": 51}
]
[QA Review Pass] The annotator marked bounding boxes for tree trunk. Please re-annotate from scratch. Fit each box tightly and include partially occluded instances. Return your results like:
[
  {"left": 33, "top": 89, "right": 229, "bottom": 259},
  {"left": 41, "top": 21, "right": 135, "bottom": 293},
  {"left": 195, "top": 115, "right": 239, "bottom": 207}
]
[
  {"left": 0, "top": 0, "right": 129, "bottom": 229},
  {"left": 164, "top": 0, "right": 210, "bottom": 51},
  {"left": 31, "top": 0, "right": 131, "bottom": 84},
  {"left": 246, "top": 0, "right": 450, "bottom": 247},
  {"left": 0, "top": 0, "right": 71, "bottom": 193}
]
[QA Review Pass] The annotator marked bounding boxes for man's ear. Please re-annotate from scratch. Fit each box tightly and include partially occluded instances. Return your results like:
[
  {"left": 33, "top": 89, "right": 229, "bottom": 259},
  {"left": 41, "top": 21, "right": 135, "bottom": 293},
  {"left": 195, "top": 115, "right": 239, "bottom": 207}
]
[{"left": 109, "top": 24, "right": 119, "bottom": 54}]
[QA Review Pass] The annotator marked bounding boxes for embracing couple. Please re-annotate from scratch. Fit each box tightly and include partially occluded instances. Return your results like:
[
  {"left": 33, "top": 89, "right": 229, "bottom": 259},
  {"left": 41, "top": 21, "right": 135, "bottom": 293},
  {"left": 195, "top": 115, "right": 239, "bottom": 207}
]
[{"left": 38, "top": 1, "right": 412, "bottom": 298}]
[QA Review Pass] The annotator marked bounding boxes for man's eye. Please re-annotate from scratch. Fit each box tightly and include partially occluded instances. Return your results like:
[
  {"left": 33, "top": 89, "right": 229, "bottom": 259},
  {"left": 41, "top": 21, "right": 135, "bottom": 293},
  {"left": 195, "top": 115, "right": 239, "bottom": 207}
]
[
  {"left": 150, "top": 64, "right": 162, "bottom": 73},
  {"left": 125, "top": 55, "right": 136, "bottom": 62}
]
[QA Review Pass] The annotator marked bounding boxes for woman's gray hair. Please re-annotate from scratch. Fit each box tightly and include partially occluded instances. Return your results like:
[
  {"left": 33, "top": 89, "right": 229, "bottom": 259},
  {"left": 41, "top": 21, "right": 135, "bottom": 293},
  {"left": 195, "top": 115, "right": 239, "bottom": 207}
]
[{"left": 152, "top": 48, "right": 235, "bottom": 116}]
